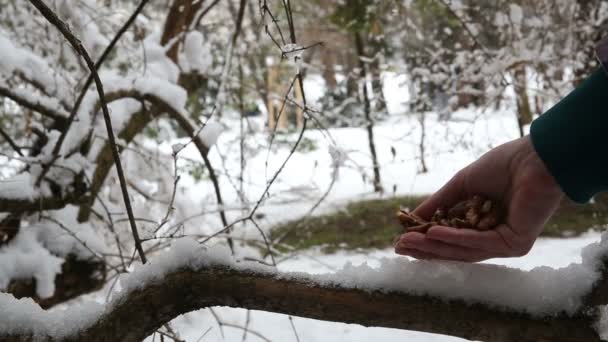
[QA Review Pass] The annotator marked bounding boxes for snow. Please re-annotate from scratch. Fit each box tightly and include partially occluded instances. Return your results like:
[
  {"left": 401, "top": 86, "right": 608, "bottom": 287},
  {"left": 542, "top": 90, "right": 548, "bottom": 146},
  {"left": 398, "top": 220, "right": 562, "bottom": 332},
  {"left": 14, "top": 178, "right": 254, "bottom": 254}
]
[
  {"left": 0, "top": 173, "right": 50, "bottom": 201},
  {"left": 35, "top": 206, "right": 108, "bottom": 259},
  {"left": 0, "top": 33, "right": 603, "bottom": 339},
  {"left": 198, "top": 121, "right": 224, "bottom": 149},
  {"left": 57, "top": 0, "right": 108, "bottom": 60},
  {"left": 179, "top": 31, "right": 212, "bottom": 74},
  {"left": 0, "top": 228, "right": 64, "bottom": 298},
  {"left": 157, "top": 233, "right": 605, "bottom": 342},
  {"left": 329, "top": 144, "right": 347, "bottom": 178},
  {"left": 283, "top": 43, "right": 304, "bottom": 71},
  {"left": 313, "top": 250, "right": 597, "bottom": 316},
  {"left": 8, "top": 87, "right": 69, "bottom": 118},
  {"left": 0, "top": 206, "right": 106, "bottom": 299},
  {"left": 62, "top": 71, "right": 189, "bottom": 156},
  {"left": 0, "top": 33, "right": 71, "bottom": 101},
  {"left": 143, "top": 35, "right": 180, "bottom": 83},
  {"left": 101, "top": 72, "right": 188, "bottom": 115},
  {"left": 509, "top": 4, "right": 524, "bottom": 24},
  {"left": 0, "top": 293, "right": 103, "bottom": 340},
  {"left": 1, "top": 232, "right": 608, "bottom": 340},
  {"left": 0, "top": 239, "right": 262, "bottom": 339}
]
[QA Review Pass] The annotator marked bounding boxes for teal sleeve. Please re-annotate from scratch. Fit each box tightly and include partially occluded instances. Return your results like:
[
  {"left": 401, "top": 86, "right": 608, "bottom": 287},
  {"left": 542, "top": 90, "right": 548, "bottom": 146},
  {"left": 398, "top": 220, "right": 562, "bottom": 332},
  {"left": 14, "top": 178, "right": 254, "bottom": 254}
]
[{"left": 530, "top": 68, "right": 608, "bottom": 203}]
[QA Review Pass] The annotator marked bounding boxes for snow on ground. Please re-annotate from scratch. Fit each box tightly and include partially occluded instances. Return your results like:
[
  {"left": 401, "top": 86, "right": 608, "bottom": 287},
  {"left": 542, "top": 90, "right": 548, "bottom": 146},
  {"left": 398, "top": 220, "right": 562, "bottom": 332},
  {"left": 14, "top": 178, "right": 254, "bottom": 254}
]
[{"left": 163, "top": 87, "right": 523, "bottom": 242}]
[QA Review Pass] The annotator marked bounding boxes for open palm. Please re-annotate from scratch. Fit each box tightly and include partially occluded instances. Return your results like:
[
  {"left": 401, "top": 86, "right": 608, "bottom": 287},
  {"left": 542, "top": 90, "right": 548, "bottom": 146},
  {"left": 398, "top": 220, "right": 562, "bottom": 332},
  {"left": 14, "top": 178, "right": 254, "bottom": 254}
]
[{"left": 395, "top": 136, "right": 564, "bottom": 262}]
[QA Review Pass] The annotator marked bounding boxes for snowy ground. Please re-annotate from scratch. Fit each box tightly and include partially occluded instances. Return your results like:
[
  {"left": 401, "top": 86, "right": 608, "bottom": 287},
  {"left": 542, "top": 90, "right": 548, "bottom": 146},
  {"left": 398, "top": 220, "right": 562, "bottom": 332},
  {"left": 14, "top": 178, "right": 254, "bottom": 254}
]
[{"left": 162, "top": 73, "right": 524, "bottom": 242}]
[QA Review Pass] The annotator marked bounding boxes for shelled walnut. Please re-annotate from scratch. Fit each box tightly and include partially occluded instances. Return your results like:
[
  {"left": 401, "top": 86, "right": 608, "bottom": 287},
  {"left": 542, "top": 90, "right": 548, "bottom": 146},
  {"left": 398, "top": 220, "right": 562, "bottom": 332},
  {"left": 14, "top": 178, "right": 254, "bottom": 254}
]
[{"left": 397, "top": 195, "right": 503, "bottom": 234}]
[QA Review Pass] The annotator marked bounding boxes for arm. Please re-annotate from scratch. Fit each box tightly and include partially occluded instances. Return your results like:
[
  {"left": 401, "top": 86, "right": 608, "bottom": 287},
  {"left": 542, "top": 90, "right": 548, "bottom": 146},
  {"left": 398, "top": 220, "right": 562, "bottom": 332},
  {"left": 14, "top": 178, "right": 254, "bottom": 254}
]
[{"left": 531, "top": 67, "right": 608, "bottom": 203}]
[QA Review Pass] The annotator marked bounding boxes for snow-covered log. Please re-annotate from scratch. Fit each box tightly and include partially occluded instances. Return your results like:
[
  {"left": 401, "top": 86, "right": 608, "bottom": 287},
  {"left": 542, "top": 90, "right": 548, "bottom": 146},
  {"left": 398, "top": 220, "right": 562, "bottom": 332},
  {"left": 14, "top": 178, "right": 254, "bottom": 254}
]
[
  {"left": 1, "top": 239, "right": 605, "bottom": 342},
  {"left": 1, "top": 265, "right": 600, "bottom": 342}
]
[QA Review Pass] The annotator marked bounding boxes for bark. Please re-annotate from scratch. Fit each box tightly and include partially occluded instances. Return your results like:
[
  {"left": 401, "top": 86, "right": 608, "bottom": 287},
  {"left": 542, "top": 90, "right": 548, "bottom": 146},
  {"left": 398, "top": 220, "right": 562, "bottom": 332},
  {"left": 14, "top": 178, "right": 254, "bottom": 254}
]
[
  {"left": 7, "top": 255, "right": 106, "bottom": 309},
  {"left": 573, "top": 0, "right": 602, "bottom": 86},
  {"left": 160, "top": 0, "right": 205, "bottom": 63},
  {"left": 321, "top": 49, "right": 338, "bottom": 91},
  {"left": 355, "top": 32, "right": 383, "bottom": 193},
  {"left": 0, "top": 86, "right": 68, "bottom": 125},
  {"left": 0, "top": 213, "right": 20, "bottom": 246},
  {"left": 0, "top": 188, "right": 86, "bottom": 213},
  {"left": 370, "top": 55, "right": 386, "bottom": 113},
  {"left": 418, "top": 112, "right": 428, "bottom": 173},
  {"left": 75, "top": 90, "right": 227, "bottom": 230},
  {"left": 512, "top": 64, "right": 532, "bottom": 138},
  {"left": 0, "top": 265, "right": 601, "bottom": 342}
]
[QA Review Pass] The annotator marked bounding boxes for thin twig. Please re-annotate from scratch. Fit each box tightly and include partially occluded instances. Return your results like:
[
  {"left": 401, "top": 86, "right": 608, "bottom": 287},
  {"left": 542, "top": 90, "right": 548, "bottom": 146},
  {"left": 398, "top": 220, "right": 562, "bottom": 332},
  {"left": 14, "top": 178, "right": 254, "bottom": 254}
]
[
  {"left": 241, "top": 309, "right": 251, "bottom": 342},
  {"left": 221, "top": 323, "right": 272, "bottom": 342},
  {"left": 29, "top": 0, "right": 147, "bottom": 264},
  {"left": 0, "top": 126, "right": 24, "bottom": 157},
  {"left": 195, "top": 326, "right": 213, "bottom": 342},
  {"left": 50, "top": 0, "right": 151, "bottom": 157}
]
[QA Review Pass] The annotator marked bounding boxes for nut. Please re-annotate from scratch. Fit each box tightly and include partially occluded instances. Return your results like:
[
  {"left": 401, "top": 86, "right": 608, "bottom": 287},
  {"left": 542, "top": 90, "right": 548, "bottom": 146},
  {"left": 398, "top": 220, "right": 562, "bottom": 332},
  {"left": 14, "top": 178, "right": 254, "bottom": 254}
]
[{"left": 396, "top": 195, "right": 503, "bottom": 237}]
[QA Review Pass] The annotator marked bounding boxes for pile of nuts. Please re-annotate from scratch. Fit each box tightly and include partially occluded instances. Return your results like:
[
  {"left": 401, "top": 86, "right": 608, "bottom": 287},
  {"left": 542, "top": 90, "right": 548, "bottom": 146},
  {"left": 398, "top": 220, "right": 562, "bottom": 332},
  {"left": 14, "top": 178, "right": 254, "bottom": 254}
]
[{"left": 397, "top": 195, "right": 503, "bottom": 234}]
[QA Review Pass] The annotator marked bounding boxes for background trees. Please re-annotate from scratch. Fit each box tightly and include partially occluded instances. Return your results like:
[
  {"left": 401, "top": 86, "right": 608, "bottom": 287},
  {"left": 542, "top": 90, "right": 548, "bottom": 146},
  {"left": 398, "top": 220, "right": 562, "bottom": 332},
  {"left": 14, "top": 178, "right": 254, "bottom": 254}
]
[{"left": 1, "top": 0, "right": 608, "bottom": 341}]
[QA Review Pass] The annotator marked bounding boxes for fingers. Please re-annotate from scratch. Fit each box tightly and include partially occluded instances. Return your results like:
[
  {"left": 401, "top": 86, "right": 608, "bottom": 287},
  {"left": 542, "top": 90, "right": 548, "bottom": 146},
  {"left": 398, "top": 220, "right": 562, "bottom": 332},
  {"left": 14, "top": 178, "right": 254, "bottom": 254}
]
[
  {"left": 398, "top": 224, "right": 535, "bottom": 261},
  {"left": 425, "top": 225, "right": 515, "bottom": 256},
  {"left": 395, "top": 232, "right": 494, "bottom": 262},
  {"left": 412, "top": 169, "right": 467, "bottom": 220},
  {"left": 394, "top": 247, "right": 443, "bottom": 260}
]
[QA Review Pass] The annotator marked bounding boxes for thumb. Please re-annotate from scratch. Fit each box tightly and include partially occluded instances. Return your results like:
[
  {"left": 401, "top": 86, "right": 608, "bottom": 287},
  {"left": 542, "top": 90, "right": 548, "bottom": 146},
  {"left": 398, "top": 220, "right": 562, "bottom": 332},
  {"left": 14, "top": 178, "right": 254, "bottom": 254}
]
[{"left": 412, "top": 169, "right": 467, "bottom": 220}]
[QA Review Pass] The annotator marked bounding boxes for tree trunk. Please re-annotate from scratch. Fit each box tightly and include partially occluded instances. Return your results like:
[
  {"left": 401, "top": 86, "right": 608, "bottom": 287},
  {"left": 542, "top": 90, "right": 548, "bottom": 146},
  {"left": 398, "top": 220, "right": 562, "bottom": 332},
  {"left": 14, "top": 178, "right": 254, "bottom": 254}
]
[
  {"left": 160, "top": 0, "right": 205, "bottom": 63},
  {"left": 370, "top": 53, "right": 387, "bottom": 113},
  {"left": 573, "top": 0, "right": 602, "bottom": 86},
  {"left": 355, "top": 32, "right": 383, "bottom": 193},
  {"left": 418, "top": 112, "right": 428, "bottom": 173},
  {"left": 513, "top": 64, "right": 532, "bottom": 137}
]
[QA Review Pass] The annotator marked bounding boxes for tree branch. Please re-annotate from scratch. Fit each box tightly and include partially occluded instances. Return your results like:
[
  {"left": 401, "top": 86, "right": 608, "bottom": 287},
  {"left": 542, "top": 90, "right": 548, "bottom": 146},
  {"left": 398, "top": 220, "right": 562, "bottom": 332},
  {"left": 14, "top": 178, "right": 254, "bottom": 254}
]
[
  {"left": 0, "top": 86, "right": 68, "bottom": 125},
  {"left": 0, "top": 264, "right": 600, "bottom": 342},
  {"left": 0, "top": 190, "right": 85, "bottom": 212},
  {"left": 75, "top": 89, "right": 227, "bottom": 230},
  {"left": 28, "top": 0, "right": 147, "bottom": 264},
  {"left": 50, "top": 0, "right": 151, "bottom": 157}
]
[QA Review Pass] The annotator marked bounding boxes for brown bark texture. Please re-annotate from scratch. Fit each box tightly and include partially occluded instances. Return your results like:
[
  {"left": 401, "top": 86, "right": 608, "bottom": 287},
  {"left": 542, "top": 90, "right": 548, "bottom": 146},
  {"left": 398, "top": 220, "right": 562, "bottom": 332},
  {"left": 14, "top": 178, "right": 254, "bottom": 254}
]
[{"left": 0, "top": 265, "right": 602, "bottom": 342}]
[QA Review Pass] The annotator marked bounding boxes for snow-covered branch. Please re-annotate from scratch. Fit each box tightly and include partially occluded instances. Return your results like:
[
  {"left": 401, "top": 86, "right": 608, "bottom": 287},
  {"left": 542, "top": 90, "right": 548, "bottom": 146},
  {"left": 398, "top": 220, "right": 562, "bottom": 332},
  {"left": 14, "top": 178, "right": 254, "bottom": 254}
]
[
  {"left": 0, "top": 86, "right": 68, "bottom": 124},
  {"left": 0, "top": 172, "right": 86, "bottom": 213},
  {"left": 1, "top": 238, "right": 607, "bottom": 342},
  {"left": 75, "top": 86, "right": 226, "bottom": 225}
]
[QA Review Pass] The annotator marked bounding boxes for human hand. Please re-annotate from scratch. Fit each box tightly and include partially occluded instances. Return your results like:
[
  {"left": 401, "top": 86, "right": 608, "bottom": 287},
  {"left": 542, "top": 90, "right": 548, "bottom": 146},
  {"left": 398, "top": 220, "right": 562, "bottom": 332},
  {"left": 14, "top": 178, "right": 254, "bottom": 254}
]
[{"left": 394, "top": 136, "right": 564, "bottom": 262}]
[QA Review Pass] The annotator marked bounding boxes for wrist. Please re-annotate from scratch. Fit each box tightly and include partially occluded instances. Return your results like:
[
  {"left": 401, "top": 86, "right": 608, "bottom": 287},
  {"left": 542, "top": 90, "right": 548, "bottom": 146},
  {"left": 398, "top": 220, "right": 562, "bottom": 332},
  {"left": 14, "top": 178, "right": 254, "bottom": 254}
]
[{"left": 517, "top": 136, "right": 564, "bottom": 198}]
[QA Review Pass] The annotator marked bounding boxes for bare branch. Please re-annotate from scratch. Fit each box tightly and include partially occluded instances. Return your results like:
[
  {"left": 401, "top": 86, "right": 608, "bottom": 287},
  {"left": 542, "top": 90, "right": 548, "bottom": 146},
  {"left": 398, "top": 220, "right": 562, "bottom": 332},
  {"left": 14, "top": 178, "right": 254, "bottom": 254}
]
[
  {"left": 0, "top": 191, "right": 84, "bottom": 212},
  {"left": 0, "top": 126, "right": 24, "bottom": 157}
]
